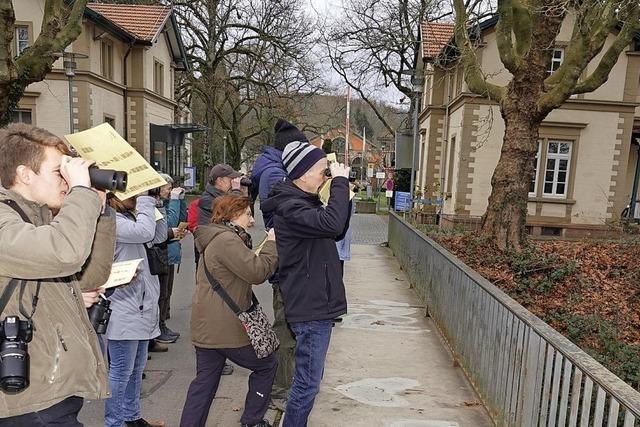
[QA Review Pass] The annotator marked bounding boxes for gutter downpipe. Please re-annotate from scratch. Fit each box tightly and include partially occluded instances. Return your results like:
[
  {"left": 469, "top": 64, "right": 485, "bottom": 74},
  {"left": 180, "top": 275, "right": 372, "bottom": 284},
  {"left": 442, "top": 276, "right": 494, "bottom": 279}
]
[
  {"left": 123, "top": 41, "right": 134, "bottom": 142},
  {"left": 440, "top": 71, "right": 451, "bottom": 221},
  {"left": 629, "top": 138, "right": 640, "bottom": 218}
]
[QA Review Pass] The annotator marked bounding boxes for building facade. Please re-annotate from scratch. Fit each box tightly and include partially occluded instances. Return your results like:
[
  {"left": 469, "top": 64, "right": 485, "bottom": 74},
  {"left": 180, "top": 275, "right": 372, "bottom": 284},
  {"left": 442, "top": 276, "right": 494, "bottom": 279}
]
[
  {"left": 11, "top": 1, "right": 193, "bottom": 180},
  {"left": 417, "top": 17, "right": 640, "bottom": 237}
]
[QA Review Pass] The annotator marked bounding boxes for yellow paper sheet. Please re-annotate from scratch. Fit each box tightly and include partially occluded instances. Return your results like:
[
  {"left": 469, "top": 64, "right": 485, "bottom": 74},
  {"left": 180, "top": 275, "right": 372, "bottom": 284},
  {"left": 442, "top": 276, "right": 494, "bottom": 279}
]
[
  {"left": 318, "top": 179, "right": 355, "bottom": 206},
  {"left": 64, "top": 123, "right": 167, "bottom": 200},
  {"left": 178, "top": 221, "right": 189, "bottom": 231},
  {"left": 326, "top": 152, "right": 337, "bottom": 163},
  {"left": 102, "top": 259, "right": 143, "bottom": 289},
  {"left": 254, "top": 231, "right": 268, "bottom": 255}
]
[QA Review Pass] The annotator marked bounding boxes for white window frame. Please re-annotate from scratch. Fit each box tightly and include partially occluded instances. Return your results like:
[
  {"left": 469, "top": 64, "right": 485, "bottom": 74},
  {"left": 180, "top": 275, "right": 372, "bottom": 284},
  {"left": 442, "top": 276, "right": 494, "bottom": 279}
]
[
  {"left": 542, "top": 140, "right": 572, "bottom": 198},
  {"left": 15, "top": 26, "right": 29, "bottom": 55},
  {"left": 529, "top": 141, "right": 541, "bottom": 196},
  {"left": 548, "top": 48, "right": 564, "bottom": 75},
  {"left": 11, "top": 109, "right": 32, "bottom": 124}
]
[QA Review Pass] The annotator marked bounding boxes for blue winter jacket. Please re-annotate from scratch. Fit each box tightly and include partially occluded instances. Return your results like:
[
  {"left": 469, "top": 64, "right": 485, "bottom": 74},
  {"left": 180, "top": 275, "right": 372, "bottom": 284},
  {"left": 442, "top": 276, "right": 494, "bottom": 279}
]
[
  {"left": 251, "top": 146, "right": 287, "bottom": 229},
  {"left": 165, "top": 198, "right": 187, "bottom": 265}
]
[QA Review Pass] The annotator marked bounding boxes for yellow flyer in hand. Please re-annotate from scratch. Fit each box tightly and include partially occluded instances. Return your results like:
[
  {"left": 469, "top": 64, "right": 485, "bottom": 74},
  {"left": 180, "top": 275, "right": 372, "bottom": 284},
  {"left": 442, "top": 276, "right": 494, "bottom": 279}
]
[
  {"left": 64, "top": 123, "right": 166, "bottom": 200},
  {"left": 102, "top": 259, "right": 143, "bottom": 289},
  {"left": 318, "top": 179, "right": 355, "bottom": 206}
]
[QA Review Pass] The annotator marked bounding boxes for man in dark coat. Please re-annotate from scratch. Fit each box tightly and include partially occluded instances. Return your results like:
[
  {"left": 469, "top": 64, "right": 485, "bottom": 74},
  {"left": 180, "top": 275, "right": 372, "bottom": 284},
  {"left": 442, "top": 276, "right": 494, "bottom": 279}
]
[
  {"left": 261, "top": 140, "right": 351, "bottom": 426},
  {"left": 251, "top": 119, "right": 309, "bottom": 404},
  {"left": 198, "top": 163, "right": 242, "bottom": 226}
]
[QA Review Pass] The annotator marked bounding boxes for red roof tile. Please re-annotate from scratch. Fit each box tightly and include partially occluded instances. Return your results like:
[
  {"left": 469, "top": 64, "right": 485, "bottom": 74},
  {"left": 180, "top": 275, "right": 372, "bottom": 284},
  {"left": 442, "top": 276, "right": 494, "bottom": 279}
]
[
  {"left": 87, "top": 3, "right": 171, "bottom": 42},
  {"left": 421, "top": 21, "right": 455, "bottom": 59}
]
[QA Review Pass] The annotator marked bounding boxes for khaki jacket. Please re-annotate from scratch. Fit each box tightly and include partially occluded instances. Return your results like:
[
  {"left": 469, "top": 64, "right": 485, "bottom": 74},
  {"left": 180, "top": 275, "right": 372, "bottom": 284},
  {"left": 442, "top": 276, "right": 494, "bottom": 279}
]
[
  {"left": 191, "top": 224, "right": 277, "bottom": 348},
  {"left": 0, "top": 187, "right": 115, "bottom": 417}
]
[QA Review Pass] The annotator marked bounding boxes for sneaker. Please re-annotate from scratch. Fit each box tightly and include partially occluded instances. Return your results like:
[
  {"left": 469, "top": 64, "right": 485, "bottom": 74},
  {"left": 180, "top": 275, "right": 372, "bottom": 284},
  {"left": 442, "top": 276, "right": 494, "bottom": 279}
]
[
  {"left": 148, "top": 341, "right": 168, "bottom": 353},
  {"left": 164, "top": 325, "right": 180, "bottom": 338},
  {"left": 155, "top": 330, "right": 178, "bottom": 344},
  {"left": 222, "top": 363, "right": 234, "bottom": 375},
  {"left": 241, "top": 420, "right": 272, "bottom": 427}
]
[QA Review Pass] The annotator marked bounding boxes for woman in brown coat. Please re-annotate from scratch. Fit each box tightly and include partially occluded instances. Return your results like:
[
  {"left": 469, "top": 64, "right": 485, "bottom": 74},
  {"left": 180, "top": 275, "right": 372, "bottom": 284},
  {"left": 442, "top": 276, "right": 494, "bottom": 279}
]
[{"left": 180, "top": 195, "right": 278, "bottom": 427}]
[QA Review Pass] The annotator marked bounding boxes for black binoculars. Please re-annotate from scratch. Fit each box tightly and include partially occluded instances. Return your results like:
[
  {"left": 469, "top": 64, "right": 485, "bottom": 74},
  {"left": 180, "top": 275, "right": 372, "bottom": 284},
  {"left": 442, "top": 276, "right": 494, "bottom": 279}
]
[
  {"left": 89, "top": 166, "right": 128, "bottom": 192},
  {"left": 88, "top": 297, "right": 111, "bottom": 335}
]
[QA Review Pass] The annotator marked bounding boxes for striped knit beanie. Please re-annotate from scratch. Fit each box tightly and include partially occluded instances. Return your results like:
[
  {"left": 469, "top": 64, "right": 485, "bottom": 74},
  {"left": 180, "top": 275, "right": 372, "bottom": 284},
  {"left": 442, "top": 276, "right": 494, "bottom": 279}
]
[{"left": 282, "top": 141, "right": 326, "bottom": 180}]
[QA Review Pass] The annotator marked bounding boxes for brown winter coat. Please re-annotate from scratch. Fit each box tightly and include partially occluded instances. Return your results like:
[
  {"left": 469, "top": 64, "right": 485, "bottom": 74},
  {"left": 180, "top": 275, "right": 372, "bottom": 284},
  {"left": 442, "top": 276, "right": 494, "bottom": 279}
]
[
  {"left": 0, "top": 187, "right": 115, "bottom": 417},
  {"left": 191, "top": 224, "right": 278, "bottom": 348}
]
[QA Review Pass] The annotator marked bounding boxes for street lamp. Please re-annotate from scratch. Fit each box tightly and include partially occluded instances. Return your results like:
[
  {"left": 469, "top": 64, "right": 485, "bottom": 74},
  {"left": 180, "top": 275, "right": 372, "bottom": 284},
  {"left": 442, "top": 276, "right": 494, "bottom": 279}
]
[
  {"left": 54, "top": 51, "right": 88, "bottom": 133},
  {"left": 409, "top": 73, "right": 424, "bottom": 204}
]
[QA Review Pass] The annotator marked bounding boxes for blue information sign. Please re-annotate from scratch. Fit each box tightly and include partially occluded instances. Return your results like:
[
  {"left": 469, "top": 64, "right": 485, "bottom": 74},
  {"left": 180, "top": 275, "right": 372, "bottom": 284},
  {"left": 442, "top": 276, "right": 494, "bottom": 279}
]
[{"left": 394, "top": 191, "right": 411, "bottom": 212}]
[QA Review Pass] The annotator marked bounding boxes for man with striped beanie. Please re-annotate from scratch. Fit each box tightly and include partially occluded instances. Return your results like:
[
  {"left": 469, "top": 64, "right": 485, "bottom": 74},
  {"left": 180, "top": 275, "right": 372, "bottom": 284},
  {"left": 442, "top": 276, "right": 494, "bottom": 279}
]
[{"left": 260, "top": 141, "right": 351, "bottom": 426}]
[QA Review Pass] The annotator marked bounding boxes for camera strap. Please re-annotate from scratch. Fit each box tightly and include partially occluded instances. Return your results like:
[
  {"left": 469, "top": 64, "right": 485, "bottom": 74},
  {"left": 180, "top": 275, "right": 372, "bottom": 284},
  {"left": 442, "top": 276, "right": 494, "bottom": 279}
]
[{"left": 0, "top": 199, "right": 41, "bottom": 322}]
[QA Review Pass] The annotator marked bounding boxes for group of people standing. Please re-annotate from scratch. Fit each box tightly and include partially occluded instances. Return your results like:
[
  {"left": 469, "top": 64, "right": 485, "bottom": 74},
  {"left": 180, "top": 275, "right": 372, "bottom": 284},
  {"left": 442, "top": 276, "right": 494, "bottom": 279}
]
[
  {"left": 179, "top": 118, "right": 353, "bottom": 427},
  {"left": 0, "top": 118, "right": 351, "bottom": 427}
]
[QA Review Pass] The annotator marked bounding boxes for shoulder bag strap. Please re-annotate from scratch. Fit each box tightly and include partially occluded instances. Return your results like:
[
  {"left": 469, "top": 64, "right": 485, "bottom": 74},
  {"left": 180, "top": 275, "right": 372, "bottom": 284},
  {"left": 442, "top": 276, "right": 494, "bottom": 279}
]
[
  {"left": 0, "top": 279, "right": 22, "bottom": 317},
  {"left": 201, "top": 257, "right": 244, "bottom": 316},
  {"left": 0, "top": 200, "right": 41, "bottom": 320},
  {"left": 0, "top": 199, "right": 32, "bottom": 224}
]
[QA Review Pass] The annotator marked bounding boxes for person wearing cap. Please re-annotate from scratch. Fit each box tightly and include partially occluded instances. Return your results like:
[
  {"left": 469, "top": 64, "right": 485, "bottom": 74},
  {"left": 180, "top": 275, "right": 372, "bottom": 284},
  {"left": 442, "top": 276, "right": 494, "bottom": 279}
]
[
  {"left": 260, "top": 141, "right": 351, "bottom": 426},
  {"left": 198, "top": 163, "right": 243, "bottom": 226},
  {"left": 196, "top": 163, "right": 243, "bottom": 377},
  {"left": 250, "top": 119, "right": 307, "bottom": 406}
]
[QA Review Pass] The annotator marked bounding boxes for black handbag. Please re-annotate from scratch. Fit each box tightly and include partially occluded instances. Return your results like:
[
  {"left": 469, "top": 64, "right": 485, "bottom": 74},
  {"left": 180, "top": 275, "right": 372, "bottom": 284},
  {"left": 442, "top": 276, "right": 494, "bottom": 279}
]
[
  {"left": 145, "top": 241, "right": 168, "bottom": 276},
  {"left": 202, "top": 259, "right": 279, "bottom": 359}
]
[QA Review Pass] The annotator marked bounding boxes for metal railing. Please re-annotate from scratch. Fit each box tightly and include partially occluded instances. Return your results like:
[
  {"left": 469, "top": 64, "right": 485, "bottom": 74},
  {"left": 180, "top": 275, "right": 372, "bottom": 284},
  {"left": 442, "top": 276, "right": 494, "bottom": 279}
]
[{"left": 388, "top": 213, "right": 640, "bottom": 427}]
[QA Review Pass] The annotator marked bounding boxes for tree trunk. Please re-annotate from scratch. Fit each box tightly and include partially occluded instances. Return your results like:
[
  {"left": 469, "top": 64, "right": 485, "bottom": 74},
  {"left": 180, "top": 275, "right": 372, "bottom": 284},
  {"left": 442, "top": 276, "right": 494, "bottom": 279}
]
[{"left": 480, "top": 98, "right": 541, "bottom": 251}]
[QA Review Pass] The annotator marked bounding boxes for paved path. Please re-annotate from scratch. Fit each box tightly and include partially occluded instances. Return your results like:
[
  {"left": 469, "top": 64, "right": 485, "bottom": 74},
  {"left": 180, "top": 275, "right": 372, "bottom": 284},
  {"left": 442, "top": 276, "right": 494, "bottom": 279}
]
[
  {"left": 351, "top": 213, "right": 389, "bottom": 245},
  {"left": 80, "top": 210, "right": 491, "bottom": 427}
]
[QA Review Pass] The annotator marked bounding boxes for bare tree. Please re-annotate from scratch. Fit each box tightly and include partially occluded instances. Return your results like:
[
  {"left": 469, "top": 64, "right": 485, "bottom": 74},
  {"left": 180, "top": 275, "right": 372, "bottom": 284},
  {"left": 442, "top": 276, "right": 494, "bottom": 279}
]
[
  {"left": 322, "top": 0, "right": 450, "bottom": 135},
  {"left": 452, "top": 0, "right": 640, "bottom": 250},
  {"left": 0, "top": 0, "right": 88, "bottom": 125},
  {"left": 174, "top": 0, "right": 325, "bottom": 173}
]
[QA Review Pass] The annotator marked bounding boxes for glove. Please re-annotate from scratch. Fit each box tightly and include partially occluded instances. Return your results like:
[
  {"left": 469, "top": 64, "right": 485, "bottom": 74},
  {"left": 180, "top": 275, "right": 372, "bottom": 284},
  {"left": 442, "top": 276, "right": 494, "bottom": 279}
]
[{"left": 170, "top": 187, "right": 185, "bottom": 200}]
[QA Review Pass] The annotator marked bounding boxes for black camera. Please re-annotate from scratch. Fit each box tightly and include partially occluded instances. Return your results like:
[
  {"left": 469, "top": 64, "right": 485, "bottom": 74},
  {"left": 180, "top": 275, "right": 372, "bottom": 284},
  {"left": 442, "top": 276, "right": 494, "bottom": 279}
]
[
  {"left": 89, "top": 166, "right": 128, "bottom": 192},
  {"left": 87, "top": 297, "right": 111, "bottom": 335},
  {"left": 324, "top": 168, "right": 332, "bottom": 178},
  {"left": 240, "top": 177, "right": 252, "bottom": 187},
  {"left": 0, "top": 316, "right": 32, "bottom": 393}
]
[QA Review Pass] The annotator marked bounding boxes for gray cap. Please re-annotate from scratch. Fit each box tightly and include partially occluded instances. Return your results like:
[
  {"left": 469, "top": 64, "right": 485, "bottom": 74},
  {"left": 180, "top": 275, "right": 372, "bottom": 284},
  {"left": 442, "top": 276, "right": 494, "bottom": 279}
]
[{"left": 209, "top": 164, "right": 242, "bottom": 183}]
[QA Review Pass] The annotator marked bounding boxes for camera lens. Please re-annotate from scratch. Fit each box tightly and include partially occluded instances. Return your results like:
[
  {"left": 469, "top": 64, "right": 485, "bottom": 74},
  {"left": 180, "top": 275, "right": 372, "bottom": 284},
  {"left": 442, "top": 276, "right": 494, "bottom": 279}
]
[
  {"left": 240, "top": 177, "right": 252, "bottom": 187},
  {"left": 0, "top": 343, "right": 29, "bottom": 393},
  {"left": 324, "top": 168, "right": 332, "bottom": 177}
]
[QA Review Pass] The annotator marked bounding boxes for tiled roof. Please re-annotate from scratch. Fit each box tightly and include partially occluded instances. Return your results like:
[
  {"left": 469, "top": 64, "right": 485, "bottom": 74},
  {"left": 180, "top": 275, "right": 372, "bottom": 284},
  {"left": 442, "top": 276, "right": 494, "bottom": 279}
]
[
  {"left": 87, "top": 3, "right": 171, "bottom": 42},
  {"left": 421, "top": 21, "right": 455, "bottom": 59}
]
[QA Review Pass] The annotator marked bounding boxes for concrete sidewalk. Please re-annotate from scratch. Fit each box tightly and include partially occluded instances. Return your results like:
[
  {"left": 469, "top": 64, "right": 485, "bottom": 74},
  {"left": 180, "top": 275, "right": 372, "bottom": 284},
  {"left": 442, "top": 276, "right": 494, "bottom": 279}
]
[
  {"left": 308, "top": 244, "right": 492, "bottom": 427},
  {"left": 80, "top": 217, "right": 492, "bottom": 427}
]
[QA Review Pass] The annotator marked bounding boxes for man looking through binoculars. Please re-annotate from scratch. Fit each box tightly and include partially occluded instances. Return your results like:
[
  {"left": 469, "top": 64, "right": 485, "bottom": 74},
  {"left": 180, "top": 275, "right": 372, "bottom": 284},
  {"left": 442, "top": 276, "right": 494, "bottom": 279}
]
[{"left": 0, "top": 123, "right": 116, "bottom": 425}]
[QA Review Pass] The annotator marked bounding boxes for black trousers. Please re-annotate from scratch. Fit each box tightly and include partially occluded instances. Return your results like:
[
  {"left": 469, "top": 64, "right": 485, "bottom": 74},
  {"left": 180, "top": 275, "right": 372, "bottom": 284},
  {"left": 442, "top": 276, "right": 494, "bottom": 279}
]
[
  {"left": 0, "top": 396, "right": 83, "bottom": 426},
  {"left": 158, "top": 264, "right": 175, "bottom": 322},
  {"left": 180, "top": 345, "right": 277, "bottom": 427}
]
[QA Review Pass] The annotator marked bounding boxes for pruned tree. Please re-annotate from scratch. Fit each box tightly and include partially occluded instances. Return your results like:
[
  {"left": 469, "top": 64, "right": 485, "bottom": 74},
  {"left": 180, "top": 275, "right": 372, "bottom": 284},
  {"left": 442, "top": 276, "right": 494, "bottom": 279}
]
[
  {"left": 0, "top": 0, "right": 88, "bottom": 125},
  {"left": 174, "top": 0, "right": 325, "bottom": 175},
  {"left": 321, "top": 0, "right": 450, "bottom": 135},
  {"left": 452, "top": 0, "right": 640, "bottom": 250}
]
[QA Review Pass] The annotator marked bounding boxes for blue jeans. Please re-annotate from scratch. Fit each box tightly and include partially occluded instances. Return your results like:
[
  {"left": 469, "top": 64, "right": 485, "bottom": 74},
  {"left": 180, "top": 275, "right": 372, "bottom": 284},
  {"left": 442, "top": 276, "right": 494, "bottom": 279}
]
[
  {"left": 105, "top": 339, "right": 149, "bottom": 427},
  {"left": 282, "top": 320, "right": 333, "bottom": 427}
]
